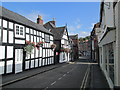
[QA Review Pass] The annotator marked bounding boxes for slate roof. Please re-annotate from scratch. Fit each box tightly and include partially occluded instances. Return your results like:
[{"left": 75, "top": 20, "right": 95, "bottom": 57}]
[
  {"left": 51, "top": 26, "right": 66, "bottom": 40},
  {"left": 44, "top": 21, "right": 56, "bottom": 29},
  {"left": 44, "top": 21, "right": 67, "bottom": 40},
  {"left": 69, "top": 34, "right": 78, "bottom": 40},
  {"left": 0, "top": 6, "right": 52, "bottom": 35}
]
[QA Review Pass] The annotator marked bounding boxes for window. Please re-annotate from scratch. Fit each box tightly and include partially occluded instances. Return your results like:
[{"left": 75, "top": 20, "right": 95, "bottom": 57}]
[
  {"left": 108, "top": 43, "right": 114, "bottom": 83},
  {"left": 20, "top": 27, "right": 23, "bottom": 35},
  {"left": 15, "top": 24, "right": 24, "bottom": 38},
  {"left": 45, "top": 34, "right": 50, "bottom": 42},
  {"left": 16, "top": 26, "right": 19, "bottom": 35}
]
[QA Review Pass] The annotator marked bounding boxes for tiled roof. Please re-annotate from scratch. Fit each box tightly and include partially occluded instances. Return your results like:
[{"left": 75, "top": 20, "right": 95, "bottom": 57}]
[{"left": 0, "top": 6, "right": 52, "bottom": 35}]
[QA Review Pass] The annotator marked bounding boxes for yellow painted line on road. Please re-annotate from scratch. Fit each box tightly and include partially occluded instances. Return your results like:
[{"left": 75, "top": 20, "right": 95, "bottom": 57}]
[{"left": 80, "top": 63, "right": 90, "bottom": 90}]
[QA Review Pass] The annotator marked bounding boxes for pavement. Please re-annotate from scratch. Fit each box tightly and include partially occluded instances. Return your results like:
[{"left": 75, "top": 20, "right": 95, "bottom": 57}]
[
  {"left": 1, "top": 58, "right": 110, "bottom": 89},
  {"left": 79, "top": 58, "right": 110, "bottom": 89},
  {"left": 89, "top": 64, "right": 110, "bottom": 89}
]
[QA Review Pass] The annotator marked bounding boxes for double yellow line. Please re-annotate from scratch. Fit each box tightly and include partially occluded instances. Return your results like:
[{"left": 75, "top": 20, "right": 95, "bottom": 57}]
[{"left": 80, "top": 63, "right": 91, "bottom": 90}]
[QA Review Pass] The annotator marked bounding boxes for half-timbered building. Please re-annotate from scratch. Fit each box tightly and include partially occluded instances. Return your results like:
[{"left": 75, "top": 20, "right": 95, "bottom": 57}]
[
  {"left": 44, "top": 21, "right": 70, "bottom": 64},
  {"left": 0, "top": 6, "right": 54, "bottom": 75}
]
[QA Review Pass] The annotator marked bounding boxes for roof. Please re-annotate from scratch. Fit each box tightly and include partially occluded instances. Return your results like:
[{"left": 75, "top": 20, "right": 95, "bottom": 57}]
[
  {"left": 69, "top": 34, "right": 78, "bottom": 40},
  {"left": 0, "top": 6, "right": 52, "bottom": 35},
  {"left": 51, "top": 26, "right": 66, "bottom": 40},
  {"left": 91, "top": 22, "right": 100, "bottom": 36},
  {"left": 44, "top": 21, "right": 56, "bottom": 28},
  {"left": 44, "top": 21, "right": 67, "bottom": 40}
]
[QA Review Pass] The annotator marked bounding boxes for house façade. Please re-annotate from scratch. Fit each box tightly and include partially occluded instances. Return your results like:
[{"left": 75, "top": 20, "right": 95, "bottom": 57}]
[
  {"left": 0, "top": 6, "right": 54, "bottom": 75},
  {"left": 44, "top": 20, "right": 71, "bottom": 64}
]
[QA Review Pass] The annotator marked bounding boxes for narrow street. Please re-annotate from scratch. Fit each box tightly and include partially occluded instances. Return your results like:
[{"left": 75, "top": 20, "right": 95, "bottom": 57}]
[{"left": 2, "top": 59, "right": 90, "bottom": 89}]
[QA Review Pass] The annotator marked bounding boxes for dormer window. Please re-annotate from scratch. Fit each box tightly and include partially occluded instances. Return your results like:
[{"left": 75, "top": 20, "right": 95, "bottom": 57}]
[{"left": 15, "top": 24, "right": 25, "bottom": 38}]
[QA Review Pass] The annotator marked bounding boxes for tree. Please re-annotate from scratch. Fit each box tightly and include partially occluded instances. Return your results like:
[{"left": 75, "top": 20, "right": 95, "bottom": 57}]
[{"left": 79, "top": 36, "right": 90, "bottom": 42}]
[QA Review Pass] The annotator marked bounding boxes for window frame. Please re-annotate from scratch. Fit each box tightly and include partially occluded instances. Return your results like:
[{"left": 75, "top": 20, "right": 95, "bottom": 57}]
[
  {"left": 45, "top": 34, "right": 50, "bottom": 43},
  {"left": 15, "top": 24, "right": 25, "bottom": 38}
]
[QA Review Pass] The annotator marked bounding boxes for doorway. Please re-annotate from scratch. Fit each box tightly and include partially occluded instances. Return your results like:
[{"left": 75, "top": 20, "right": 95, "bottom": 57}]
[{"left": 15, "top": 49, "right": 23, "bottom": 73}]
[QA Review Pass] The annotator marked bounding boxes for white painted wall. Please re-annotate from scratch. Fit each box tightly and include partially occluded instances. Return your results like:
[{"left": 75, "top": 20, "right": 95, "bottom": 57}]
[
  {"left": 3, "top": 20, "right": 7, "bottom": 28},
  {"left": 26, "top": 34, "right": 29, "bottom": 41},
  {"left": 61, "top": 39, "right": 64, "bottom": 44},
  {"left": 26, "top": 27, "right": 29, "bottom": 33},
  {"left": 35, "top": 59, "right": 38, "bottom": 67},
  {"left": 31, "top": 49, "right": 35, "bottom": 58},
  {"left": 39, "top": 58, "right": 42, "bottom": 66},
  {"left": 36, "top": 49, "right": 39, "bottom": 58},
  {"left": 3, "top": 30, "right": 7, "bottom": 43},
  {"left": 63, "top": 34, "right": 68, "bottom": 40},
  {"left": 25, "top": 61, "right": 29, "bottom": 69},
  {"left": 15, "top": 39, "right": 25, "bottom": 44},
  {"left": 34, "top": 36, "right": 36, "bottom": 43},
  {"left": 31, "top": 60, "right": 34, "bottom": 68},
  {"left": 34, "top": 30, "right": 36, "bottom": 35},
  {"left": 0, "top": 61, "right": 5, "bottom": 74},
  {"left": 42, "top": 59, "right": 45, "bottom": 66},
  {"left": 37, "top": 37, "right": 39, "bottom": 42},
  {"left": 0, "top": 46, "right": 5, "bottom": 59},
  {"left": 60, "top": 52, "right": 64, "bottom": 63},
  {"left": 43, "top": 49, "right": 45, "bottom": 58},
  {"left": 39, "top": 47, "right": 42, "bottom": 57},
  {"left": 7, "top": 46, "right": 13, "bottom": 58},
  {"left": 31, "top": 35, "right": 33, "bottom": 42},
  {"left": 9, "top": 22, "right": 13, "bottom": 29},
  {"left": 6, "top": 60, "right": 13, "bottom": 73},
  {"left": 9, "top": 31, "right": 13, "bottom": 43},
  {"left": 30, "top": 29, "right": 33, "bottom": 34},
  {"left": 104, "top": 2, "right": 114, "bottom": 27},
  {"left": 50, "top": 35, "right": 53, "bottom": 40},
  {"left": 42, "top": 33, "right": 44, "bottom": 38}
]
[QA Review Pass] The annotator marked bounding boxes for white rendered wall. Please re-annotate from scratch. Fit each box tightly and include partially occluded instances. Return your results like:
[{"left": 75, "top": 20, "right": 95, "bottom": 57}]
[
  {"left": 15, "top": 39, "right": 25, "bottom": 44},
  {"left": 0, "top": 46, "right": 5, "bottom": 59},
  {"left": 0, "top": 61, "right": 5, "bottom": 74},
  {"left": 9, "top": 31, "right": 13, "bottom": 43},
  {"left": 6, "top": 60, "right": 13, "bottom": 73},
  {"left": 3, "top": 20, "right": 7, "bottom": 28},
  {"left": 3, "top": 30, "right": 7, "bottom": 43},
  {"left": 9, "top": 22, "right": 13, "bottom": 29},
  {"left": 7, "top": 46, "right": 13, "bottom": 58}
]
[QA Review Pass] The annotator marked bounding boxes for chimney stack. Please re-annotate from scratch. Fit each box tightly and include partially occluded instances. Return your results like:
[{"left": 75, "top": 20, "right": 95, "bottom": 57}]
[{"left": 37, "top": 15, "right": 43, "bottom": 25}]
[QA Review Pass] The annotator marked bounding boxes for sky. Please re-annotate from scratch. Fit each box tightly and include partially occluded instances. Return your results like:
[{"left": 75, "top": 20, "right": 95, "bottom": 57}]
[{"left": 1, "top": 2, "right": 100, "bottom": 38}]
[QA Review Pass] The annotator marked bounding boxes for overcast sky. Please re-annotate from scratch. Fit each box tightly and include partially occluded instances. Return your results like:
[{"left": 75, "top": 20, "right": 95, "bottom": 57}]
[{"left": 2, "top": 2, "right": 100, "bottom": 38}]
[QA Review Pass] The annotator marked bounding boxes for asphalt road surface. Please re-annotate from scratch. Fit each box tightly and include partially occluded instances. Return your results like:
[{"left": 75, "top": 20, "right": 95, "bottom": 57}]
[{"left": 3, "top": 60, "right": 90, "bottom": 89}]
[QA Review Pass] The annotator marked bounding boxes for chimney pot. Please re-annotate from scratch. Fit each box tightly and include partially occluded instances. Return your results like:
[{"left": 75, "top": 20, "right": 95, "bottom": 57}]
[{"left": 37, "top": 15, "right": 43, "bottom": 25}]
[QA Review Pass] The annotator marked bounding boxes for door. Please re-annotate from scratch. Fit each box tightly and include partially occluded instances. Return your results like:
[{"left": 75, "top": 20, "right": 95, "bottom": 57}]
[{"left": 15, "top": 49, "right": 23, "bottom": 73}]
